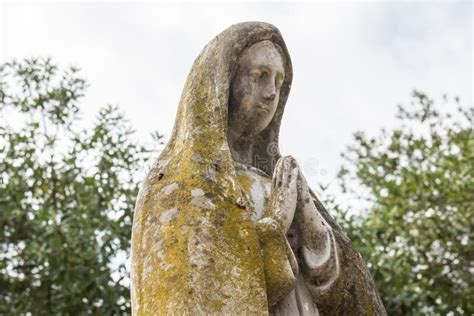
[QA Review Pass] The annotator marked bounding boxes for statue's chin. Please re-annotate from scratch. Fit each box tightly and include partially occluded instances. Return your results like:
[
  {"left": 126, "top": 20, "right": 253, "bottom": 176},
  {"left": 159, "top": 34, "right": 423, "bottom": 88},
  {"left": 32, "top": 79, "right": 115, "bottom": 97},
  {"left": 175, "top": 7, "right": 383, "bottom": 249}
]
[
  {"left": 245, "top": 118, "right": 271, "bottom": 137},
  {"left": 253, "top": 123, "right": 271, "bottom": 136},
  {"left": 244, "top": 128, "right": 263, "bottom": 139},
  {"left": 228, "top": 117, "right": 269, "bottom": 140}
]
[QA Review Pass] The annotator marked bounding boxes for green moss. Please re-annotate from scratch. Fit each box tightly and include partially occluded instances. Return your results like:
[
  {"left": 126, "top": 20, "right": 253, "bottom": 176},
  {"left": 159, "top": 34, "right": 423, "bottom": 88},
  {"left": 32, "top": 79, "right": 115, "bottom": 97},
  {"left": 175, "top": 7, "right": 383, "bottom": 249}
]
[
  {"left": 132, "top": 64, "right": 269, "bottom": 314},
  {"left": 255, "top": 219, "right": 296, "bottom": 307}
]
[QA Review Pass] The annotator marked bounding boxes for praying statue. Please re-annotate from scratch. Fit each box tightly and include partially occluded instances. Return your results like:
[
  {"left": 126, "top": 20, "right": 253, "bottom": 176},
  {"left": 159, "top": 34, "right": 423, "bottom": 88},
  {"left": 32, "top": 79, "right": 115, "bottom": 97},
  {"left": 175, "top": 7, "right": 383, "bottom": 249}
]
[{"left": 131, "top": 22, "right": 386, "bottom": 315}]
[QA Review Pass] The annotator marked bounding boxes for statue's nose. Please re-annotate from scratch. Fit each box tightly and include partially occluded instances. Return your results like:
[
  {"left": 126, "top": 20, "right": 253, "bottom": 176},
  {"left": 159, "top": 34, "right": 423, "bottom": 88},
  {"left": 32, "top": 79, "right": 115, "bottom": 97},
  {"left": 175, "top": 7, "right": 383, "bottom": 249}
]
[
  {"left": 263, "top": 80, "right": 277, "bottom": 101},
  {"left": 264, "top": 92, "right": 276, "bottom": 101}
]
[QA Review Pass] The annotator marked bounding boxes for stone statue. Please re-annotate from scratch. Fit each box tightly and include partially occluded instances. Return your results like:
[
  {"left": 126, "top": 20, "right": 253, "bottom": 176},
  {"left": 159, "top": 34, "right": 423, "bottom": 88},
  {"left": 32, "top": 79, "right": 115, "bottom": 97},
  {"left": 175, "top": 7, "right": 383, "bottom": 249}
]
[{"left": 131, "top": 22, "right": 387, "bottom": 315}]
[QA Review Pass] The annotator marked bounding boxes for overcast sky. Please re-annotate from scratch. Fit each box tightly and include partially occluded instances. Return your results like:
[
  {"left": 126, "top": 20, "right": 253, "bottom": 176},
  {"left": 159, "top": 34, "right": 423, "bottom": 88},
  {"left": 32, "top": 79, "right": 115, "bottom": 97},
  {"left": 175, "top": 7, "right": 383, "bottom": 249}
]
[{"left": 1, "top": 1, "right": 472, "bottom": 191}]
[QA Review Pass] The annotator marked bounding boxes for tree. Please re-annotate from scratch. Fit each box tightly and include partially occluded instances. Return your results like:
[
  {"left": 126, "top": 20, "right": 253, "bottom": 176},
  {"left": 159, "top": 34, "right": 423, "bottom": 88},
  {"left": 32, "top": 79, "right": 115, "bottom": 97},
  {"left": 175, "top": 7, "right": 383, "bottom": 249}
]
[
  {"left": 333, "top": 91, "right": 473, "bottom": 315},
  {"left": 0, "top": 58, "right": 161, "bottom": 314}
]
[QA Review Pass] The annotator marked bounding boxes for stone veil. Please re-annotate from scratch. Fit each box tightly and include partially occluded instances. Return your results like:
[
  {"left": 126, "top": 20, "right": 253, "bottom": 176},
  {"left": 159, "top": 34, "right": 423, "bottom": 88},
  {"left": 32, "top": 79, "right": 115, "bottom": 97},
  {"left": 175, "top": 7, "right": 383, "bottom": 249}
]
[{"left": 131, "top": 22, "right": 386, "bottom": 315}]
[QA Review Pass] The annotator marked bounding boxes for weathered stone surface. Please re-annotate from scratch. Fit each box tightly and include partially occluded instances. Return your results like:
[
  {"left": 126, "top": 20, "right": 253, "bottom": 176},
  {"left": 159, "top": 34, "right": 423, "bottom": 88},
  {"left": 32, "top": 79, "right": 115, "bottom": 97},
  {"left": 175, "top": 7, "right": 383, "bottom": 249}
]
[{"left": 131, "top": 21, "right": 387, "bottom": 315}]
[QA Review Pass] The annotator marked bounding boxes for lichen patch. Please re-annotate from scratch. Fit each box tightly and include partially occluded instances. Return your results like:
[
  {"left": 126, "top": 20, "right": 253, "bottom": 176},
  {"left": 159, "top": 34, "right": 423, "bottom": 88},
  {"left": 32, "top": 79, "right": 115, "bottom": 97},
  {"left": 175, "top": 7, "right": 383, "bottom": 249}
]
[
  {"left": 160, "top": 207, "right": 178, "bottom": 223},
  {"left": 161, "top": 182, "right": 179, "bottom": 195},
  {"left": 191, "top": 188, "right": 205, "bottom": 197}
]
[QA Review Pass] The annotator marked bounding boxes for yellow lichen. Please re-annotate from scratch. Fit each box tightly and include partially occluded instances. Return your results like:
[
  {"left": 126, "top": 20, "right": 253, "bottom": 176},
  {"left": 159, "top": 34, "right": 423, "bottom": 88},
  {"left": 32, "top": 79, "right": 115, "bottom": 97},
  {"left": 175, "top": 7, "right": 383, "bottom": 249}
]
[
  {"left": 255, "top": 219, "right": 296, "bottom": 307},
  {"left": 131, "top": 63, "right": 269, "bottom": 314}
]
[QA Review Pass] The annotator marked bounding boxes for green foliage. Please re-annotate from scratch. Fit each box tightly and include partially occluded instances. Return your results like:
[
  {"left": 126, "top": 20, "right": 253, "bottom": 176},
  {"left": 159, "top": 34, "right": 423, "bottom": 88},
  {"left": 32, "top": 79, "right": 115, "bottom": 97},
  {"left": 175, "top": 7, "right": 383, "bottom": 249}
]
[
  {"left": 334, "top": 91, "right": 473, "bottom": 315},
  {"left": 2, "top": 57, "right": 471, "bottom": 315},
  {"left": 0, "top": 58, "right": 161, "bottom": 314}
]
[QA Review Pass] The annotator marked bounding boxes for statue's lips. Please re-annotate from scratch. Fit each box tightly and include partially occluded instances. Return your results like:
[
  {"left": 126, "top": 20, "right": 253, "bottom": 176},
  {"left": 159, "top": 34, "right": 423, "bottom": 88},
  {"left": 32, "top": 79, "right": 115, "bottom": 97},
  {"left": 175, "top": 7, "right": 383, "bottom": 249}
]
[{"left": 257, "top": 103, "right": 270, "bottom": 113}]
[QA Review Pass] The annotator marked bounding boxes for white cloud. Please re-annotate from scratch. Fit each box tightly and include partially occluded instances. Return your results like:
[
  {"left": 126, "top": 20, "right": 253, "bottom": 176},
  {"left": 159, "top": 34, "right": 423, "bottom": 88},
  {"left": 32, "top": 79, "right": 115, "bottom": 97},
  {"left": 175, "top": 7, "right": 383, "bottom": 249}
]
[{"left": 1, "top": 2, "right": 472, "bottom": 193}]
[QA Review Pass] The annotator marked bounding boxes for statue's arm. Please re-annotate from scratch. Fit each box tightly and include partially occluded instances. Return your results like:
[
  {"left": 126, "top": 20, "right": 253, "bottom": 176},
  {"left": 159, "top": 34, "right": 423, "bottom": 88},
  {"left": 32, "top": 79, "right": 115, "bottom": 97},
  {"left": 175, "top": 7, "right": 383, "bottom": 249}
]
[
  {"left": 293, "top": 170, "right": 342, "bottom": 303},
  {"left": 305, "top": 188, "right": 388, "bottom": 315},
  {"left": 257, "top": 156, "right": 386, "bottom": 314},
  {"left": 294, "top": 169, "right": 387, "bottom": 315},
  {"left": 273, "top": 160, "right": 386, "bottom": 315}
]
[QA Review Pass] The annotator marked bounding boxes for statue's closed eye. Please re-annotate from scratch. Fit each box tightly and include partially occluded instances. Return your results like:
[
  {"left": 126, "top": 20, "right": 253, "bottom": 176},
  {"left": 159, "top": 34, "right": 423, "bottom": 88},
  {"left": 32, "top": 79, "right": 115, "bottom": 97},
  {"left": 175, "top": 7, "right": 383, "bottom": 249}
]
[
  {"left": 249, "top": 69, "right": 262, "bottom": 80},
  {"left": 275, "top": 74, "right": 284, "bottom": 89}
]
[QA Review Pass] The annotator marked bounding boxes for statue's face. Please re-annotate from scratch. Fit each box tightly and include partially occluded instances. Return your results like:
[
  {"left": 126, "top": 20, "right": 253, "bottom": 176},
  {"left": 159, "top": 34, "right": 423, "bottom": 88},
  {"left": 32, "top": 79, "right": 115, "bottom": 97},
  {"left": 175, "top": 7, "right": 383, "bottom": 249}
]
[{"left": 229, "top": 40, "right": 285, "bottom": 136}]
